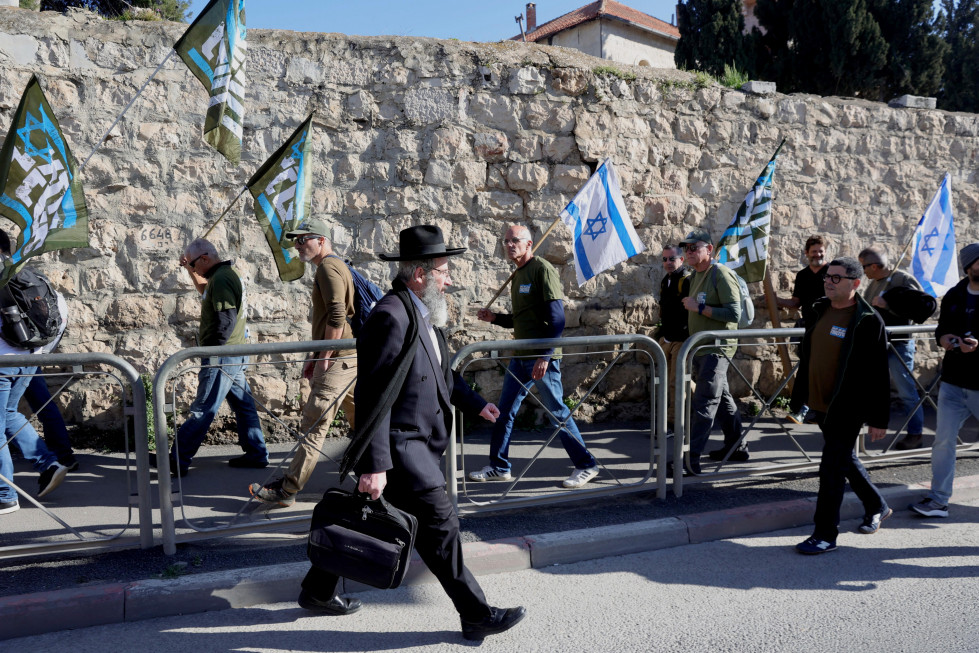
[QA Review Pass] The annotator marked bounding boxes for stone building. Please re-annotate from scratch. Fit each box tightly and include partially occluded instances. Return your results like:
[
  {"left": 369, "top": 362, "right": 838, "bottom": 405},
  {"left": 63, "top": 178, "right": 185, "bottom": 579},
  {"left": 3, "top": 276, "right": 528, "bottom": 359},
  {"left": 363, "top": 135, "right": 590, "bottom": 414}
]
[{"left": 511, "top": 1, "right": 680, "bottom": 69}]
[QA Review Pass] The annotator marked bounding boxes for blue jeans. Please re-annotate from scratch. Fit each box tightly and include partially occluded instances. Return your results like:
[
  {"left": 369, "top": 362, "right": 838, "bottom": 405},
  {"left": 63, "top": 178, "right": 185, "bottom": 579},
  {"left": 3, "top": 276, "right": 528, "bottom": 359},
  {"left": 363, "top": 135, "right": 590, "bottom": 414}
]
[
  {"left": 888, "top": 338, "right": 924, "bottom": 435},
  {"left": 689, "top": 354, "right": 744, "bottom": 457},
  {"left": 172, "top": 356, "right": 267, "bottom": 470},
  {"left": 24, "top": 375, "right": 72, "bottom": 462},
  {"left": 488, "top": 357, "right": 596, "bottom": 473},
  {"left": 0, "top": 366, "right": 57, "bottom": 503},
  {"left": 928, "top": 382, "right": 979, "bottom": 505}
]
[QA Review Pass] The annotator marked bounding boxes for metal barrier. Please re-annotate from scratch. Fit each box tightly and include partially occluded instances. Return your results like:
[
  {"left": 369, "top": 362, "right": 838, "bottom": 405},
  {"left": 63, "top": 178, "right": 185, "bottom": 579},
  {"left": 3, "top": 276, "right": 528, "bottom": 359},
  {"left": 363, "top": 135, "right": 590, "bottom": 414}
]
[
  {"left": 0, "top": 352, "right": 152, "bottom": 560},
  {"left": 153, "top": 339, "right": 356, "bottom": 555},
  {"left": 448, "top": 334, "right": 668, "bottom": 513},
  {"left": 671, "top": 324, "right": 975, "bottom": 496}
]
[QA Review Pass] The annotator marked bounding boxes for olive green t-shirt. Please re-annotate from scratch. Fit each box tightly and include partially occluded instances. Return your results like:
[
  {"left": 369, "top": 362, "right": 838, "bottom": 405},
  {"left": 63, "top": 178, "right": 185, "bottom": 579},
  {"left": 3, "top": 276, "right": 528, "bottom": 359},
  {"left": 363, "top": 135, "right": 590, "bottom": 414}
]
[
  {"left": 511, "top": 256, "right": 564, "bottom": 355},
  {"left": 686, "top": 262, "right": 741, "bottom": 357},
  {"left": 199, "top": 262, "right": 247, "bottom": 346},
  {"left": 312, "top": 256, "right": 355, "bottom": 355},
  {"left": 808, "top": 303, "right": 856, "bottom": 412}
]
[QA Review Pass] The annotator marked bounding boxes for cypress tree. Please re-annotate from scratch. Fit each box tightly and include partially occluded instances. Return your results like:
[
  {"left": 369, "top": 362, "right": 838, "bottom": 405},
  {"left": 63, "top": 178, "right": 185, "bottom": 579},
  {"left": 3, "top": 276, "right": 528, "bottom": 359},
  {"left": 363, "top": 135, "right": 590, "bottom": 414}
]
[
  {"left": 870, "top": 0, "right": 948, "bottom": 100},
  {"left": 675, "top": 0, "right": 750, "bottom": 76},
  {"left": 939, "top": 0, "right": 979, "bottom": 112}
]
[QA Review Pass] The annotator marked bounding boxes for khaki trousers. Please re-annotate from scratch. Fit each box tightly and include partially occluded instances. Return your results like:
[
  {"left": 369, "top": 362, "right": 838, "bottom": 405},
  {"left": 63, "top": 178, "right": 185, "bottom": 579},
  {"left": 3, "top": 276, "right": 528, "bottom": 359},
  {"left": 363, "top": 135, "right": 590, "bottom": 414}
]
[
  {"left": 282, "top": 358, "right": 357, "bottom": 495},
  {"left": 659, "top": 337, "right": 685, "bottom": 425}
]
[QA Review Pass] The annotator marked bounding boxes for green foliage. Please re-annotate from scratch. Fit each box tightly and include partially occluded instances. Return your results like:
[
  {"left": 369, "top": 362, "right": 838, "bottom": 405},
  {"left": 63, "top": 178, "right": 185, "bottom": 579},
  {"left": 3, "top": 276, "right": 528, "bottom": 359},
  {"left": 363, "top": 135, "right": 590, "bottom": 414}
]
[
  {"left": 563, "top": 395, "right": 580, "bottom": 412},
  {"left": 331, "top": 408, "right": 346, "bottom": 428},
  {"left": 870, "top": 0, "right": 949, "bottom": 99},
  {"left": 719, "top": 63, "right": 749, "bottom": 88},
  {"left": 939, "top": 0, "right": 979, "bottom": 112},
  {"left": 592, "top": 65, "right": 637, "bottom": 81},
  {"left": 39, "top": 0, "right": 192, "bottom": 22},
  {"left": 746, "top": 402, "right": 761, "bottom": 417},
  {"left": 773, "top": 395, "right": 791, "bottom": 410},
  {"left": 141, "top": 373, "right": 156, "bottom": 451},
  {"left": 675, "top": 0, "right": 752, "bottom": 76},
  {"left": 693, "top": 70, "right": 715, "bottom": 89},
  {"left": 160, "top": 563, "right": 186, "bottom": 579},
  {"left": 20, "top": 0, "right": 41, "bottom": 10}
]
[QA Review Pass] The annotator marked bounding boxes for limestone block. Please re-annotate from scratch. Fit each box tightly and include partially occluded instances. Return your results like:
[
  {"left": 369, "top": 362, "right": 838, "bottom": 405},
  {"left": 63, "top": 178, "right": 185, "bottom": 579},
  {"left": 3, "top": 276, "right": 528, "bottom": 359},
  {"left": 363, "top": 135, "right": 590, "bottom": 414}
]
[
  {"left": 84, "top": 267, "right": 130, "bottom": 293},
  {"left": 721, "top": 90, "right": 745, "bottom": 109},
  {"left": 345, "top": 191, "right": 376, "bottom": 216},
  {"left": 397, "top": 158, "right": 424, "bottom": 184},
  {"left": 526, "top": 196, "right": 569, "bottom": 220},
  {"left": 506, "top": 163, "right": 548, "bottom": 192},
  {"left": 335, "top": 155, "right": 363, "bottom": 185},
  {"left": 509, "top": 134, "right": 542, "bottom": 162},
  {"left": 672, "top": 143, "right": 700, "bottom": 168},
  {"left": 889, "top": 94, "right": 937, "bottom": 110},
  {"left": 104, "top": 295, "right": 165, "bottom": 331},
  {"left": 347, "top": 90, "right": 373, "bottom": 122},
  {"left": 840, "top": 105, "right": 869, "bottom": 128},
  {"left": 486, "top": 164, "right": 508, "bottom": 190},
  {"left": 404, "top": 87, "right": 455, "bottom": 125},
  {"left": 385, "top": 187, "right": 419, "bottom": 214},
  {"left": 917, "top": 111, "right": 946, "bottom": 135},
  {"left": 524, "top": 101, "right": 575, "bottom": 133},
  {"left": 473, "top": 131, "right": 509, "bottom": 162},
  {"left": 468, "top": 94, "right": 521, "bottom": 132},
  {"left": 452, "top": 161, "right": 486, "bottom": 190},
  {"left": 478, "top": 64, "right": 501, "bottom": 90},
  {"left": 741, "top": 81, "right": 776, "bottom": 96},
  {"left": 551, "top": 69, "right": 588, "bottom": 97},
  {"left": 476, "top": 191, "right": 523, "bottom": 219},
  {"left": 777, "top": 100, "right": 807, "bottom": 124},
  {"left": 424, "top": 160, "right": 454, "bottom": 188},
  {"left": 285, "top": 57, "right": 324, "bottom": 84},
  {"left": 0, "top": 32, "right": 38, "bottom": 65},
  {"left": 552, "top": 165, "right": 590, "bottom": 193},
  {"left": 509, "top": 67, "right": 545, "bottom": 95},
  {"left": 543, "top": 136, "right": 576, "bottom": 162},
  {"left": 430, "top": 126, "right": 472, "bottom": 159},
  {"left": 810, "top": 102, "right": 837, "bottom": 127},
  {"left": 115, "top": 329, "right": 183, "bottom": 372}
]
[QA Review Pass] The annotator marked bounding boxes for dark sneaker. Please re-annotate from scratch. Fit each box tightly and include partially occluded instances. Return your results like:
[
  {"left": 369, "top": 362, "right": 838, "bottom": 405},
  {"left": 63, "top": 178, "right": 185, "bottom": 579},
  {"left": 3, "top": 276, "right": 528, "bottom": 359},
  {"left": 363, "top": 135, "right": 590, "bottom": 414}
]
[
  {"left": 0, "top": 500, "right": 19, "bottom": 515},
  {"left": 859, "top": 506, "right": 893, "bottom": 534},
  {"left": 228, "top": 455, "right": 268, "bottom": 469},
  {"left": 894, "top": 433, "right": 923, "bottom": 450},
  {"left": 249, "top": 479, "right": 296, "bottom": 507},
  {"left": 910, "top": 498, "right": 949, "bottom": 518},
  {"left": 461, "top": 606, "right": 527, "bottom": 641},
  {"left": 708, "top": 446, "right": 750, "bottom": 462},
  {"left": 298, "top": 590, "right": 362, "bottom": 615},
  {"left": 795, "top": 537, "right": 837, "bottom": 555},
  {"left": 59, "top": 455, "right": 79, "bottom": 472},
  {"left": 37, "top": 462, "right": 68, "bottom": 498}
]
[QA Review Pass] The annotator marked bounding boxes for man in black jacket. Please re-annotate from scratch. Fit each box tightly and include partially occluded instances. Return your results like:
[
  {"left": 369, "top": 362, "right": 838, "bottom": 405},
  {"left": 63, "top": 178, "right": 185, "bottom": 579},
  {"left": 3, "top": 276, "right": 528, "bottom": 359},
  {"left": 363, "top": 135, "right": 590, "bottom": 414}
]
[
  {"left": 791, "top": 257, "right": 892, "bottom": 554},
  {"left": 910, "top": 243, "right": 979, "bottom": 518},
  {"left": 298, "top": 226, "right": 526, "bottom": 642},
  {"left": 658, "top": 245, "right": 690, "bottom": 430}
]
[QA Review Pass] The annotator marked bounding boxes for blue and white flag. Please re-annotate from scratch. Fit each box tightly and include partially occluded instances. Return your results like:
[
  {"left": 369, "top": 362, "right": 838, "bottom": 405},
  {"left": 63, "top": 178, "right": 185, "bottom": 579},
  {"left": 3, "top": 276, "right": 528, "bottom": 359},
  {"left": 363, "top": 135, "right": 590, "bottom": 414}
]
[
  {"left": 911, "top": 174, "right": 957, "bottom": 297},
  {"left": 559, "top": 159, "right": 644, "bottom": 286}
]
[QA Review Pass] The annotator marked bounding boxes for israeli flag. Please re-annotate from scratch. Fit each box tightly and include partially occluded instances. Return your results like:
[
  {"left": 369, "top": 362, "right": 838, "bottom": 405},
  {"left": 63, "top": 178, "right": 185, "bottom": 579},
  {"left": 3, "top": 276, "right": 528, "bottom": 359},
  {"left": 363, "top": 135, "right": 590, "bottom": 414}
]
[
  {"left": 560, "top": 159, "right": 644, "bottom": 286},
  {"left": 911, "top": 174, "right": 957, "bottom": 297}
]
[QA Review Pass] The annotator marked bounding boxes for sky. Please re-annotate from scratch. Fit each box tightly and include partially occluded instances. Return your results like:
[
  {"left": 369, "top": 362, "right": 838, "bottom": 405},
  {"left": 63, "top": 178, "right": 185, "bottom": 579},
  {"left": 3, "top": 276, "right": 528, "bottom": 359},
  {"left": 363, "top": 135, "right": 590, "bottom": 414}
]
[{"left": 185, "top": 1, "right": 683, "bottom": 42}]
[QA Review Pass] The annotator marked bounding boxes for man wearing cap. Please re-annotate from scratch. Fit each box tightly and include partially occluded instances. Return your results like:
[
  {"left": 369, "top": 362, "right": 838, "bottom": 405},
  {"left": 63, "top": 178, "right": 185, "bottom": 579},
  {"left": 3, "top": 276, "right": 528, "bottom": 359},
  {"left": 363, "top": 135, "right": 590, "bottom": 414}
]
[
  {"left": 298, "top": 225, "right": 525, "bottom": 642},
  {"left": 164, "top": 238, "right": 268, "bottom": 476},
  {"left": 859, "top": 246, "right": 927, "bottom": 450},
  {"left": 910, "top": 243, "right": 979, "bottom": 519},
  {"left": 249, "top": 219, "right": 357, "bottom": 507},
  {"left": 470, "top": 224, "right": 600, "bottom": 489},
  {"left": 676, "top": 228, "right": 746, "bottom": 474},
  {"left": 659, "top": 244, "right": 691, "bottom": 431}
]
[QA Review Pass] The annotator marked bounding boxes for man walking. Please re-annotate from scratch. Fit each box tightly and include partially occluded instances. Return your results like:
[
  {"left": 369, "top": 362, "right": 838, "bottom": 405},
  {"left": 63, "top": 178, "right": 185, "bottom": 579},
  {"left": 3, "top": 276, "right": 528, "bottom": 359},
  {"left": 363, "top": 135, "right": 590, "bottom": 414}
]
[
  {"left": 910, "top": 243, "right": 979, "bottom": 518},
  {"left": 297, "top": 225, "right": 525, "bottom": 642},
  {"left": 164, "top": 238, "right": 268, "bottom": 477},
  {"left": 250, "top": 219, "right": 356, "bottom": 506},
  {"left": 777, "top": 235, "right": 828, "bottom": 327},
  {"left": 859, "top": 247, "right": 926, "bottom": 450},
  {"left": 792, "top": 257, "right": 891, "bottom": 554},
  {"left": 469, "top": 224, "right": 600, "bottom": 489},
  {"left": 677, "top": 229, "right": 745, "bottom": 473},
  {"left": 658, "top": 245, "right": 690, "bottom": 430}
]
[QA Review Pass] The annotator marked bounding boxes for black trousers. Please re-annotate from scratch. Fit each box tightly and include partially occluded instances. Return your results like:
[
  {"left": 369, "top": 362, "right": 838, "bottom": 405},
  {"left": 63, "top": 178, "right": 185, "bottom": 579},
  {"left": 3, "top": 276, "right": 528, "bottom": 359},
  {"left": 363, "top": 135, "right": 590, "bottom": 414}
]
[
  {"left": 812, "top": 416, "right": 886, "bottom": 542},
  {"left": 302, "top": 485, "right": 492, "bottom": 622}
]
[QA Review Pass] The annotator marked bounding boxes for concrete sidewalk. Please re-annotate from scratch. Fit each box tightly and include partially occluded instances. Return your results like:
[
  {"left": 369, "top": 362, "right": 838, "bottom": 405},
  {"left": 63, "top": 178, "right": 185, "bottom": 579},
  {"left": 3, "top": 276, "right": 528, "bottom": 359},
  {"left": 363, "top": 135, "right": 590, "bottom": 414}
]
[{"left": 4, "top": 471, "right": 977, "bottom": 641}]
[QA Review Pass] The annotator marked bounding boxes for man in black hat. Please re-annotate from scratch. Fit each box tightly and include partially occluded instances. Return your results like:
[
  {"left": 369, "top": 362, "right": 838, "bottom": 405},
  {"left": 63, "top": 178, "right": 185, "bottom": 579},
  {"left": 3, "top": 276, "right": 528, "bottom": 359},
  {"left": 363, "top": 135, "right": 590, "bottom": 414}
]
[{"left": 298, "top": 225, "right": 526, "bottom": 642}]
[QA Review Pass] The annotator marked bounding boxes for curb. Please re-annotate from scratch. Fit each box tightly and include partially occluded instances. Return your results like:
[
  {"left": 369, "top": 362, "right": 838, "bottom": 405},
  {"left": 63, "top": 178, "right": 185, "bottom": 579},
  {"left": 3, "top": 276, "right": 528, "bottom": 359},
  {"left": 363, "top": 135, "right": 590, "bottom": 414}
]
[{"left": 3, "top": 475, "right": 975, "bottom": 640}]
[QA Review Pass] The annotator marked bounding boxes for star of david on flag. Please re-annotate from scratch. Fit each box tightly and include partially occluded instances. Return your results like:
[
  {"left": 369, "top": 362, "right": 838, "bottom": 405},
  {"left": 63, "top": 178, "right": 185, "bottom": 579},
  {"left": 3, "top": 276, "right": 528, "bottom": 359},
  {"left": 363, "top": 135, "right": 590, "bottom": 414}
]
[
  {"left": 559, "top": 159, "right": 644, "bottom": 286},
  {"left": 911, "top": 174, "right": 956, "bottom": 297}
]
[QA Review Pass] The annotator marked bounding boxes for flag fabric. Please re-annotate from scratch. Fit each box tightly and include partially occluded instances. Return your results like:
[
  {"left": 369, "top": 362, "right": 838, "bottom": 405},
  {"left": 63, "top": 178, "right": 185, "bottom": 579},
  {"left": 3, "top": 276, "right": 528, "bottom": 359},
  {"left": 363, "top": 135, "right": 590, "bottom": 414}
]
[
  {"left": 911, "top": 174, "right": 956, "bottom": 297},
  {"left": 559, "top": 159, "right": 644, "bottom": 286},
  {"left": 0, "top": 75, "right": 89, "bottom": 285},
  {"left": 246, "top": 115, "right": 313, "bottom": 283},
  {"left": 174, "top": 0, "right": 247, "bottom": 165},
  {"left": 715, "top": 144, "right": 782, "bottom": 283}
]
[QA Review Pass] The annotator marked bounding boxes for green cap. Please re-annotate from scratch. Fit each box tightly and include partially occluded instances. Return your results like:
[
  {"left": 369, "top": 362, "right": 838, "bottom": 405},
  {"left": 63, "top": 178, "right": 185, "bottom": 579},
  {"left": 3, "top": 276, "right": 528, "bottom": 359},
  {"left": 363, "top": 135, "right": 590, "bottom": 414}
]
[
  {"left": 678, "top": 229, "right": 712, "bottom": 247},
  {"left": 286, "top": 218, "right": 329, "bottom": 239}
]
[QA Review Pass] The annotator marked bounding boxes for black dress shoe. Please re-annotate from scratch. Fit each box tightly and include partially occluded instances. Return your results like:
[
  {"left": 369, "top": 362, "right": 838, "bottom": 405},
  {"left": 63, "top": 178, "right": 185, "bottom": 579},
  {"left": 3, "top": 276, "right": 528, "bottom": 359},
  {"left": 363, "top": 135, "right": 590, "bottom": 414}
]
[
  {"left": 708, "top": 446, "right": 750, "bottom": 462},
  {"left": 228, "top": 455, "right": 269, "bottom": 469},
  {"left": 298, "top": 590, "right": 363, "bottom": 615},
  {"left": 461, "top": 606, "right": 526, "bottom": 640}
]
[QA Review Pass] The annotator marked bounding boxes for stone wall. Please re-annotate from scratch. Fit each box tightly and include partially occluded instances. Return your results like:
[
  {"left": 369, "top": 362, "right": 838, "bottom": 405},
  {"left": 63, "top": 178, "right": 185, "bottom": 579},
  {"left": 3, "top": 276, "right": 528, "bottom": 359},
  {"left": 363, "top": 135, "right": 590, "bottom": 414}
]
[{"left": 0, "top": 7, "right": 977, "bottom": 434}]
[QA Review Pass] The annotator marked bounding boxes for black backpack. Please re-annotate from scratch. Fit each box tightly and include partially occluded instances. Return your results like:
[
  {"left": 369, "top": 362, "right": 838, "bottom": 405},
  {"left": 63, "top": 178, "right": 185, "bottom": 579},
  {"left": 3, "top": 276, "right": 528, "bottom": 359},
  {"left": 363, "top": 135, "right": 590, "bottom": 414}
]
[
  {"left": 0, "top": 267, "right": 63, "bottom": 348},
  {"left": 328, "top": 255, "right": 385, "bottom": 337}
]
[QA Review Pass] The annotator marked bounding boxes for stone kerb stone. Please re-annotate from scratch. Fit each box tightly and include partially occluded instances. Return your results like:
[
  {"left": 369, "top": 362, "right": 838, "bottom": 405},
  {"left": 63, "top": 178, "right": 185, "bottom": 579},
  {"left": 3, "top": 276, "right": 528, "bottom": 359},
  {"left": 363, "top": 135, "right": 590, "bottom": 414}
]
[{"left": 0, "top": 8, "right": 976, "bottom": 434}]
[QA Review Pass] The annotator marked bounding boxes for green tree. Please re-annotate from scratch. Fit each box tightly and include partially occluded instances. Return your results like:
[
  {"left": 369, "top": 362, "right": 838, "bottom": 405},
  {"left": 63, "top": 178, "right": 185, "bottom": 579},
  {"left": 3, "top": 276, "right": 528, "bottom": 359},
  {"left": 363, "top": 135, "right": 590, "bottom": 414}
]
[
  {"left": 40, "top": 0, "right": 191, "bottom": 22},
  {"left": 870, "top": 0, "right": 949, "bottom": 99},
  {"left": 675, "top": 0, "right": 751, "bottom": 76},
  {"left": 939, "top": 0, "right": 979, "bottom": 111}
]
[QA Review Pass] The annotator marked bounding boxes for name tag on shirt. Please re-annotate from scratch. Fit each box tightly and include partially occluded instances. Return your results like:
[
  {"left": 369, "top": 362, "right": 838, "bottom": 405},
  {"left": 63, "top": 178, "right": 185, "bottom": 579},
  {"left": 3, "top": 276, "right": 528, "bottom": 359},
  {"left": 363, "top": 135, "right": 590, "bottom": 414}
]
[
  {"left": 519, "top": 283, "right": 531, "bottom": 294},
  {"left": 830, "top": 325, "right": 847, "bottom": 339}
]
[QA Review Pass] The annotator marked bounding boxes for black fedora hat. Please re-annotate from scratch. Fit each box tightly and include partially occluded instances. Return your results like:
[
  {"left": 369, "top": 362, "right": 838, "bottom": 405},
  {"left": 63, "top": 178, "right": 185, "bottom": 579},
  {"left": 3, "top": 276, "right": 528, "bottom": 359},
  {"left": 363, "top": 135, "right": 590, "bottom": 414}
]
[{"left": 379, "top": 225, "right": 466, "bottom": 261}]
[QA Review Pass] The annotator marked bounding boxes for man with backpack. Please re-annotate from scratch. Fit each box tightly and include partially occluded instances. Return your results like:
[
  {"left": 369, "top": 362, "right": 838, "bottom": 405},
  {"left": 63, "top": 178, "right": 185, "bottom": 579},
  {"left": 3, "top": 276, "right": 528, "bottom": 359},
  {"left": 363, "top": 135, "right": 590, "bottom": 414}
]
[
  {"left": 675, "top": 229, "right": 746, "bottom": 474},
  {"left": 250, "top": 219, "right": 357, "bottom": 507}
]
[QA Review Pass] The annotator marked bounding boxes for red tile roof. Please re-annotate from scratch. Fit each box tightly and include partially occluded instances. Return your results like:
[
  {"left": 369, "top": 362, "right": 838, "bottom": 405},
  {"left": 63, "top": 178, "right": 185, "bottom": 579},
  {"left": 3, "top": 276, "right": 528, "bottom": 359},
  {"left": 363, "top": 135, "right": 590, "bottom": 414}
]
[{"left": 512, "top": 0, "right": 680, "bottom": 43}]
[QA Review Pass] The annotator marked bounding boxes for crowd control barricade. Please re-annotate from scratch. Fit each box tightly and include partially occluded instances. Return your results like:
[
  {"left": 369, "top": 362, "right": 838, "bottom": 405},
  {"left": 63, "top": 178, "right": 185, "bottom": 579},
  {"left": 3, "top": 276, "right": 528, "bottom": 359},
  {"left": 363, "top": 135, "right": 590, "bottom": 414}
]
[
  {"left": 448, "top": 334, "right": 668, "bottom": 514},
  {"left": 0, "top": 352, "right": 152, "bottom": 560},
  {"left": 671, "top": 324, "right": 969, "bottom": 496},
  {"left": 154, "top": 339, "right": 356, "bottom": 555}
]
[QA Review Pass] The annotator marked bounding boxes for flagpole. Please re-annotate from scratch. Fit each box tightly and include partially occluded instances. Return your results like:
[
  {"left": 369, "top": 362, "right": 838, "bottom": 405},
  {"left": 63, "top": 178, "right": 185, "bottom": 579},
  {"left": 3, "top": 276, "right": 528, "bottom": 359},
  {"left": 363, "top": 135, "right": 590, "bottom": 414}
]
[
  {"left": 202, "top": 185, "right": 248, "bottom": 239},
  {"left": 79, "top": 50, "right": 176, "bottom": 172}
]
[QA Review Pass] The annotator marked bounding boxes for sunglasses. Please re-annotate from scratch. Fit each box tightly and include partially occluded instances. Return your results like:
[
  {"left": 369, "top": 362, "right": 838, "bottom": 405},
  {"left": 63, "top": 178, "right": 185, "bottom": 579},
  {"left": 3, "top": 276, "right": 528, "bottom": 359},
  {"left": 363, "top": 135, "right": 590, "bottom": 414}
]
[
  {"left": 295, "top": 235, "right": 320, "bottom": 245},
  {"left": 662, "top": 256, "right": 680, "bottom": 262},
  {"left": 187, "top": 254, "right": 205, "bottom": 269}
]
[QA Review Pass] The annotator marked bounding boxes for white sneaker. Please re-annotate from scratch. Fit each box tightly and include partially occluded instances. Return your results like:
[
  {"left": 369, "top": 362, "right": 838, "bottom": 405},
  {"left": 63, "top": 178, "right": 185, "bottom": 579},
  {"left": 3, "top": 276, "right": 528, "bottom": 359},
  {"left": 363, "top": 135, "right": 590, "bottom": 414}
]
[
  {"left": 563, "top": 466, "right": 599, "bottom": 488},
  {"left": 468, "top": 466, "right": 512, "bottom": 482}
]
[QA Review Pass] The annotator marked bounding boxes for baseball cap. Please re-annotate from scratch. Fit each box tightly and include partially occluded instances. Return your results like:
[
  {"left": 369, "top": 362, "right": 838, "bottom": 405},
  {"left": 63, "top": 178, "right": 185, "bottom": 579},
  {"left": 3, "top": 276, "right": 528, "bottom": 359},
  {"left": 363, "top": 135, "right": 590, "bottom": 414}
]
[
  {"left": 678, "top": 229, "right": 712, "bottom": 247},
  {"left": 286, "top": 218, "right": 329, "bottom": 239}
]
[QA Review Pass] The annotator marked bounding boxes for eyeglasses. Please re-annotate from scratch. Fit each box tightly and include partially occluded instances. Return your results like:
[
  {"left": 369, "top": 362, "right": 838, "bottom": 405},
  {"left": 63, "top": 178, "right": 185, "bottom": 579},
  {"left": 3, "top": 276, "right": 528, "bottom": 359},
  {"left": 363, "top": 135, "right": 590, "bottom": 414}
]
[
  {"left": 429, "top": 266, "right": 450, "bottom": 277},
  {"left": 502, "top": 238, "right": 526, "bottom": 245},
  {"left": 187, "top": 254, "right": 205, "bottom": 269},
  {"left": 825, "top": 274, "right": 859, "bottom": 284},
  {"left": 295, "top": 235, "right": 319, "bottom": 245},
  {"left": 662, "top": 256, "right": 680, "bottom": 262},
  {"left": 861, "top": 263, "right": 877, "bottom": 270}
]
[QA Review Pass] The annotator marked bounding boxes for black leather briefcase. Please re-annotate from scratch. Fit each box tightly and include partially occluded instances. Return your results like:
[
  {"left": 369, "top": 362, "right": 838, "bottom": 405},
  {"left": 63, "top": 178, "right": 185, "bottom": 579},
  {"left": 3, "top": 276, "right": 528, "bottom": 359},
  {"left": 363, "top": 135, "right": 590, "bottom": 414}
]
[{"left": 307, "top": 488, "right": 418, "bottom": 589}]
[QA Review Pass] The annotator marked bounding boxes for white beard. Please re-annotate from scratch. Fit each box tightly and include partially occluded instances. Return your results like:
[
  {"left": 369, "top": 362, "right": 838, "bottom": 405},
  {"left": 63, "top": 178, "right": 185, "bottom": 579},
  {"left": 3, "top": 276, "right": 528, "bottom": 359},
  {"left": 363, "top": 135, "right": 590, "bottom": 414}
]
[{"left": 421, "top": 278, "right": 449, "bottom": 327}]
